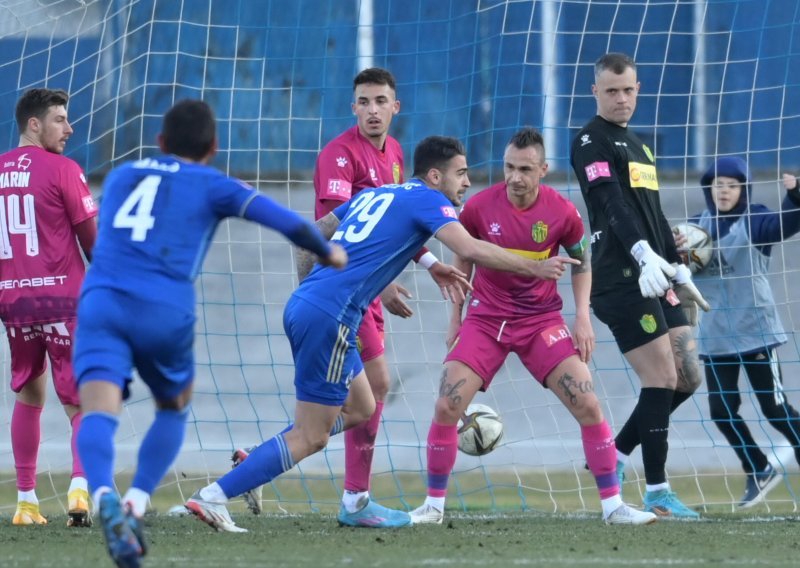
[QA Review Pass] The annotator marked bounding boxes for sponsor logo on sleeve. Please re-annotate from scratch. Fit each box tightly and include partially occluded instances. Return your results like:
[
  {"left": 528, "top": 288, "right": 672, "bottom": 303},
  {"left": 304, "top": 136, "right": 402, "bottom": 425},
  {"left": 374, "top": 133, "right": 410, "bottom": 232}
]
[
  {"left": 326, "top": 179, "right": 352, "bottom": 199},
  {"left": 440, "top": 206, "right": 458, "bottom": 219},
  {"left": 82, "top": 195, "right": 97, "bottom": 212},
  {"left": 584, "top": 161, "right": 611, "bottom": 182},
  {"left": 336, "top": 156, "right": 348, "bottom": 167}
]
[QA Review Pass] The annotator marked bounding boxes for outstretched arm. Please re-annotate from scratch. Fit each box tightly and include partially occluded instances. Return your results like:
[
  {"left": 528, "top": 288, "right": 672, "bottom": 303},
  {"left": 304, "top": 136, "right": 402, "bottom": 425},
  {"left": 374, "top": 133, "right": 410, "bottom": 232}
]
[{"left": 435, "top": 222, "right": 578, "bottom": 278}]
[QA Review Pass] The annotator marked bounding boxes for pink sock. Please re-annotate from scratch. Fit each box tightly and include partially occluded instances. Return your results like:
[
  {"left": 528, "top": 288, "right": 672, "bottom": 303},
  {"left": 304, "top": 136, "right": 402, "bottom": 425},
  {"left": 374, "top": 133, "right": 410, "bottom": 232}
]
[
  {"left": 582, "top": 420, "right": 620, "bottom": 500},
  {"left": 70, "top": 412, "right": 85, "bottom": 479},
  {"left": 427, "top": 421, "right": 459, "bottom": 498},
  {"left": 12, "top": 400, "right": 43, "bottom": 491},
  {"left": 343, "top": 400, "right": 384, "bottom": 492}
]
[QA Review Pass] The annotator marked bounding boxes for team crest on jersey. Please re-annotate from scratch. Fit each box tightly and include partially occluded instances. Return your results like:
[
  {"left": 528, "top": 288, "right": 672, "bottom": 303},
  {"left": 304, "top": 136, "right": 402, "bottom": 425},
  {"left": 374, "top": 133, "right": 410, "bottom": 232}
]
[
  {"left": 531, "top": 221, "right": 548, "bottom": 243},
  {"left": 639, "top": 314, "right": 657, "bottom": 333},
  {"left": 17, "top": 153, "right": 31, "bottom": 170},
  {"left": 336, "top": 156, "right": 348, "bottom": 167},
  {"left": 393, "top": 162, "right": 401, "bottom": 183},
  {"left": 642, "top": 144, "right": 655, "bottom": 163}
]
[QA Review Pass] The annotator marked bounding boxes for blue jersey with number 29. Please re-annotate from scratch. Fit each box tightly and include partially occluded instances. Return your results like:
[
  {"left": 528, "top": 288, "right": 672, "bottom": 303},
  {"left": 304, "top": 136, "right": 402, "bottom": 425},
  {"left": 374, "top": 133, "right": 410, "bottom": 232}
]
[
  {"left": 294, "top": 179, "right": 459, "bottom": 328},
  {"left": 83, "top": 156, "right": 260, "bottom": 313}
]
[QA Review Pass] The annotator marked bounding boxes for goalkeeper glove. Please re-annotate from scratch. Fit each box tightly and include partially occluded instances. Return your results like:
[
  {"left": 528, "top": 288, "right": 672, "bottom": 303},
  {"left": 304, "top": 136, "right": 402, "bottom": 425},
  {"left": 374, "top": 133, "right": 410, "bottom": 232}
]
[
  {"left": 671, "top": 263, "right": 711, "bottom": 326},
  {"left": 631, "top": 240, "right": 676, "bottom": 298}
]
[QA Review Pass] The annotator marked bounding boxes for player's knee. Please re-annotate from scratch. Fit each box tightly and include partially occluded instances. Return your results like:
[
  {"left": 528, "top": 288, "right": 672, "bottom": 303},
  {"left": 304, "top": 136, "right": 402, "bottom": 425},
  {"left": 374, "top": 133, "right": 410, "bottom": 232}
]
[
  {"left": 681, "top": 364, "right": 703, "bottom": 393},
  {"left": 433, "top": 396, "right": 462, "bottom": 425},
  {"left": 760, "top": 403, "right": 790, "bottom": 422},
  {"left": 352, "top": 397, "right": 376, "bottom": 424},
  {"left": 306, "top": 431, "right": 330, "bottom": 454},
  {"left": 573, "top": 397, "right": 604, "bottom": 425},
  {"left": 708, "top": 396, "right": 734, "bottom": 421}
]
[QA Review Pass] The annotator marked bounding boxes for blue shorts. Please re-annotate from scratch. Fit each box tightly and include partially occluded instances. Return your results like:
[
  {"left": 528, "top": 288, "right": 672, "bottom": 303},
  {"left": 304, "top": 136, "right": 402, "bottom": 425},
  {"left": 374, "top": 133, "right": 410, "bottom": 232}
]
[
  {"left": 74, "top": 287, "right": 195, "bottom": 401},
  {"left": 283, "top": 295, "right": 364, "bottom": 406}
]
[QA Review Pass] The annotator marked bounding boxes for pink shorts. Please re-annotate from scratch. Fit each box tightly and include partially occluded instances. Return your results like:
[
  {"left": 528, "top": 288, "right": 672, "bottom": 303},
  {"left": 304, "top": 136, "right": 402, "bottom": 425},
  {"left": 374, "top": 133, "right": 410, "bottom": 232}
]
[
  {"left": 445, "top": 310, "right": 578, "bottom": 390},
  {"left": 356, "top": 297, "right": 385, "bottom": 362},
  {"left": 7, "top": 320, "right": 79, "bottom": 406}
]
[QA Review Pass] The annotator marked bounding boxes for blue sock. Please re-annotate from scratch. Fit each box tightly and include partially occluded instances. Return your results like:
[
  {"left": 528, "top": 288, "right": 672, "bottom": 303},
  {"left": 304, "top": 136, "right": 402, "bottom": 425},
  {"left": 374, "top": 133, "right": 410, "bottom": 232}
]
[
  {"left": 77, "top": 412, "right": 119, "bottom": 492},
  {"left": 218, "top": 433, "right": 295, "bottom": 498},
  {"left": 131, "top": 407, "right": 188, "bottom": 495}
]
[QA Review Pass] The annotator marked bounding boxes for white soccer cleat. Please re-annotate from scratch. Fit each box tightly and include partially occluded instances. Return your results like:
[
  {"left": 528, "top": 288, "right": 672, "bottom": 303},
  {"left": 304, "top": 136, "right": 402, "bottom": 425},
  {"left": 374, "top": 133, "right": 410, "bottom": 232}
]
[
  {"left": 231, "top": 447, "right": 263, "bottom": 514},
  {"left": 409, "top": 503, "right": 444, "bottom": 525},
  {"left": 604, "top": 503, "right": 658, "bottom": 526},
  {"left": 185, "top": 492, "right": 248, "bottom": 533}
]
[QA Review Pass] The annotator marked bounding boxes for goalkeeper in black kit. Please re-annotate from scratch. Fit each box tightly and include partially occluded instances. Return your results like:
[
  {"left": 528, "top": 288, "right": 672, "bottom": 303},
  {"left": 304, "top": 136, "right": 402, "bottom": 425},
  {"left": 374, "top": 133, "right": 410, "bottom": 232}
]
[{"left": 570, "top": 52, "right": 709, "bottom": 518}]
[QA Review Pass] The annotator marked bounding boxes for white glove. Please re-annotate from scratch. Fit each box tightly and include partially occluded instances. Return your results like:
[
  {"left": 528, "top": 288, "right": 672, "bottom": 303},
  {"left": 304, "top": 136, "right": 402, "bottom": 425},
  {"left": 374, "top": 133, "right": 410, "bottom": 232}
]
[
  {"left": 631, "top": 240, "right": 676, "bottom": 298},
  {"left": 671, "top": 263, "right": 711, "bottom": 326}
]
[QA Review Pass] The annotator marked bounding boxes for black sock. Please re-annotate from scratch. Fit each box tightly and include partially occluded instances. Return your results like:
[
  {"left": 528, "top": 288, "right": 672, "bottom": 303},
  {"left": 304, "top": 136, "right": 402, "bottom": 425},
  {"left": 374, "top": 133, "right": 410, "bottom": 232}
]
[
  {"left": 615, "top": 389, "right": 692, "bottom": 458},
  {"left": 637, "top": 388, "right": 674, "bottom": 486}
]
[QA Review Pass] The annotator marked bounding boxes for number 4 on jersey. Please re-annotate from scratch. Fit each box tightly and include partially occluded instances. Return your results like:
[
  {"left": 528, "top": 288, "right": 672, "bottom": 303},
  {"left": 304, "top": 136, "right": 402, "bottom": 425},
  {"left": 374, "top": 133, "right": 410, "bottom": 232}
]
[{"left": 113, "top": 175, "right": 160, "bottom": 241}]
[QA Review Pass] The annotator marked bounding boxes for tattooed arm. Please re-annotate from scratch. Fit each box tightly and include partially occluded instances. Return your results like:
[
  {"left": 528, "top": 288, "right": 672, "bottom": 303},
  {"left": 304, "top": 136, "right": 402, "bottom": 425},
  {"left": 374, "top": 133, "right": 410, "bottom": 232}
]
[{"left": 296, "top": 212, "right": 341, "bottom": 282}]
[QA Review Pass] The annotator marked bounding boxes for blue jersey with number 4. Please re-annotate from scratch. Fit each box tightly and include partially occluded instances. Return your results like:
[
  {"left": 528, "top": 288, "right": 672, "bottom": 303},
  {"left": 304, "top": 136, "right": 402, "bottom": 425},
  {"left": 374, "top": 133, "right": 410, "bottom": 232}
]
[
  {"left": 83, "top": 156, "right": 259, "bottom": 313},
  {"left": 294, "top": 179, "right": 459, "bottom": 328}
]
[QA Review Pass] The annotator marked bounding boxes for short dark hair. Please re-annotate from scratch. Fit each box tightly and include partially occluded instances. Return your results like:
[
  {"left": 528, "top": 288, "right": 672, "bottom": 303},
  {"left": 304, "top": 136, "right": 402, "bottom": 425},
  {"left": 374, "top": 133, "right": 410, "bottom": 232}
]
[
  {"left": 160, "top": 99, "right": 216, "bottom": 160},
  {"left": 594, "top": 52, "right": 636, "bottom": 78},
  {"left": 353, "top": 67, "right": 397, "bottom": 92},
  {"left": 15, "top": 88, "right": 69, "bottom": 133},
  {"left": 412, "top": 136, "right": 466, "bottom": 178},
  {"left": 507, "top": 127, "right": 546, "bottom": 162}
]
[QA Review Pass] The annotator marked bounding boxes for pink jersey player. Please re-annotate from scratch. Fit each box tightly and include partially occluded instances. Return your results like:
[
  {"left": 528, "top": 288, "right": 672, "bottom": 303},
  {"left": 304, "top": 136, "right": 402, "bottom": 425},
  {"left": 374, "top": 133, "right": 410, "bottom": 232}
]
[
  {"left": 3, "top": 89, "right": 97, "bottom": 528},
  {"left": 0, "top": 146, "right": 96, "bottom": 325},
  {"left": 313, "top": 125, "right": 403, "bottom": 220},
  {"left": 410, "top": 128, "right": 658, "bottom": 527}
]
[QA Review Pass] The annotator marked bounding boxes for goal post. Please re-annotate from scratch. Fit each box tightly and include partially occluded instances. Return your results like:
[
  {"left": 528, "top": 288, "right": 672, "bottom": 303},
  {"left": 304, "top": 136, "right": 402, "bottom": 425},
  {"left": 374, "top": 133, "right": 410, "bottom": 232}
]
[{"left": 0, "top": 0, "right": 798, "bottom": 517}]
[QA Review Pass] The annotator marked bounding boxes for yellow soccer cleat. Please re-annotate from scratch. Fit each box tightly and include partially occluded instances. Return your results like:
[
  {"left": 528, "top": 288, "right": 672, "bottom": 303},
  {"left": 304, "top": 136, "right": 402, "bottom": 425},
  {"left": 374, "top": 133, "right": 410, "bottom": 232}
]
[
  {"left": 67, "top": 488, "right": 92, "bottom": 527},
  {"left": 13, "top": 501, "right": 48, "bottom": 525}
]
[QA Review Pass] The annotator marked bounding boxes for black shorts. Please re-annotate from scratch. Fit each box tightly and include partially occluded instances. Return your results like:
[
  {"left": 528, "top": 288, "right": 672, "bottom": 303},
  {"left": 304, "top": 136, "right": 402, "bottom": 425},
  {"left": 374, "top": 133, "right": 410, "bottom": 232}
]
[{"left": 591, "top": 286, "right": 688, "bottom": 354}]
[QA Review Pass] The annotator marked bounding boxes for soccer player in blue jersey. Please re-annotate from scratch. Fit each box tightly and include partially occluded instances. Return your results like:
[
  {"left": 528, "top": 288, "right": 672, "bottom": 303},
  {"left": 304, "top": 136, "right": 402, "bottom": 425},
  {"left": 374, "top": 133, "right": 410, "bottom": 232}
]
[
  {"left": 185, "top": 136, "right": 579, "bottom": 532},
  {"left": 73, "top": 99, "right": 344, "bottom": 567}
]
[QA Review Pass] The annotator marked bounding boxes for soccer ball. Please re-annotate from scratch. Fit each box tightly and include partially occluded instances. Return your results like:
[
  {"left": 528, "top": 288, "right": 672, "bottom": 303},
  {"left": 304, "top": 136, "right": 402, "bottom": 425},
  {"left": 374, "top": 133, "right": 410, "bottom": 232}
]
[
  {"left": 672, "top": 222, "right": 713, "bottom": 273},
  {"left": 457, "top": 403, "right": 504, "bottom": 456}
]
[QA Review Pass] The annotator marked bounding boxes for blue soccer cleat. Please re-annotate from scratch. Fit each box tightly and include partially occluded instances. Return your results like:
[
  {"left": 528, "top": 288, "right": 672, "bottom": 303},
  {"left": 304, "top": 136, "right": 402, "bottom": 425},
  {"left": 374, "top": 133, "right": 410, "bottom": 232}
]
[
  {"left": 739, "top": 463, "right": 781, "bottom": 509},
  {"left": 337, "top": 497, "right": 412, "bottom": 528},
  {"left": 98, "top": 493, "right": 145, "bottom": 568},
  {"left": 616, "top": 460, "right": 626, "bottom": 494},
  {"left": 643, "top": 489, "right": 700, "bottom": 519}
]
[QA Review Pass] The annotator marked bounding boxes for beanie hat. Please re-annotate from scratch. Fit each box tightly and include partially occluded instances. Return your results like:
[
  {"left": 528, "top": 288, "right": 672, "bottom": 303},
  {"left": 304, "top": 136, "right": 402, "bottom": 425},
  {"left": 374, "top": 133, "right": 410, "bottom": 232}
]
[{"left": 700, "top": 156, "right": 749, "bottom": 188}]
